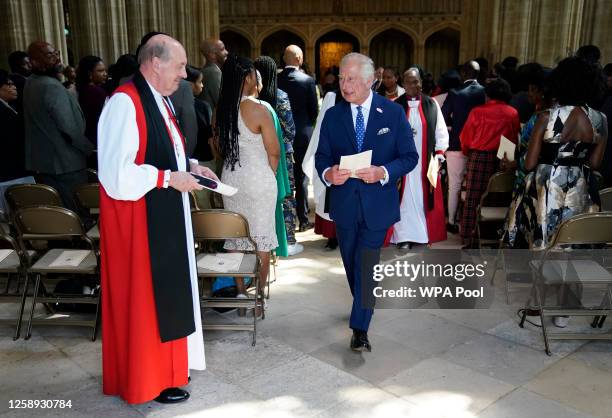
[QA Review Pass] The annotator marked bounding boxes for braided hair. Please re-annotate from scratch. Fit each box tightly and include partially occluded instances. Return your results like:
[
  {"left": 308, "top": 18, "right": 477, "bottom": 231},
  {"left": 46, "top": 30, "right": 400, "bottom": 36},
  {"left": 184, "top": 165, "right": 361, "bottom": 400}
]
[
  {"left": 253, "top": 56, "right": 278, "bottom": 108},
  {"left": 217, "top": 54, "right": 255, "bottom": 171}
]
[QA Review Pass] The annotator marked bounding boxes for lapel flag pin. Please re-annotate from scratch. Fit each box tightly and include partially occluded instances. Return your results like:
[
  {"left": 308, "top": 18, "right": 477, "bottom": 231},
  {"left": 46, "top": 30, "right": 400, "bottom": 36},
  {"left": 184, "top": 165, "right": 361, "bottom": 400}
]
[{"left": 376, "top": 107, "right": 383, "bottom": 113}]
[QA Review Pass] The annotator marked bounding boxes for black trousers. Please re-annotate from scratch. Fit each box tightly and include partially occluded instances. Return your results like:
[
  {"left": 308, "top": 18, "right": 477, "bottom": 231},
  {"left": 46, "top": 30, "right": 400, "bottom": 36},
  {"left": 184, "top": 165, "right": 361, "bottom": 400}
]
[
  {"left": 38, "top": 169, "right": 88, "bottom": 215},
  {"left": 293, "top": 147, "right": 310, "bottom": 226}
]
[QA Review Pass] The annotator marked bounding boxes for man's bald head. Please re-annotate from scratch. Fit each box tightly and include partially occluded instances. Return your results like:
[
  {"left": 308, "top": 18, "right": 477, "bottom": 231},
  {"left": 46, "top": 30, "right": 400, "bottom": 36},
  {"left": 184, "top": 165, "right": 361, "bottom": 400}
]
[
  {"left": 200, "top": 38, "right": 228, "bottom": 66},
  {"left": 283, "top": 45, "right": 303, "bottom": 67},
  {"left": 27, "top": 41, "right": 62, "bottom": 75},
  {"left": 137, "top": 34, "right": 180, "bottom": 65},
  {"left": 139, "top": 34, "right": 187, "bottom": 96},
  {"left": 461, "top": 60, "right": 480, "bottom": 81}
]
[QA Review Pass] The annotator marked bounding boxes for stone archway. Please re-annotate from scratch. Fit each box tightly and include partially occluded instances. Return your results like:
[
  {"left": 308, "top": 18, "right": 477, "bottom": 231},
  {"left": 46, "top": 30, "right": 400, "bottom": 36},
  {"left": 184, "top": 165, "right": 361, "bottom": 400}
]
[
  {"left": 314, "top": 29, "right": 360, "bottom": 83},
  {"left": 220, "top": 29, "right": 252, "bottom": 59},
  {"left": 424, "top": 27, "right": 460, "bottom": 79},
  {"left": 369, "top": 29, "right": 414, "bottom": 74},
  {"left": 260, "top": 29, "right": 306, "bottom": 67}
]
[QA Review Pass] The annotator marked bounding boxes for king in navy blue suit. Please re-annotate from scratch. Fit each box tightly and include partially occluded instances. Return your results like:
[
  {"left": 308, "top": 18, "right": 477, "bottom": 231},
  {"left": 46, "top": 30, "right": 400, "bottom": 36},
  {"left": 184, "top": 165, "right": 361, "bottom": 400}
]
[{"left": 315, "top": 53, "right": 418, "bottom": 351}]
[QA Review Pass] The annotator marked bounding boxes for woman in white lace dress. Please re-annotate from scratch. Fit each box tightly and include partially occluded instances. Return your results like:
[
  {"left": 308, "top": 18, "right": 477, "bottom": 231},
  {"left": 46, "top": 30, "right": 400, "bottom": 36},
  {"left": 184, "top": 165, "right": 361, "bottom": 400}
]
[{"left": 217, "top": 54, "right": 280, "bottom": 306}]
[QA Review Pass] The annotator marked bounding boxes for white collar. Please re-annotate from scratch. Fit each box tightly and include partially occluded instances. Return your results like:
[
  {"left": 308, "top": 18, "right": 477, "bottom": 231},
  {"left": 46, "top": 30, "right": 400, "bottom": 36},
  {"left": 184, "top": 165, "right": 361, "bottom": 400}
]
[
  {"left": 350, "top": 90, "right": 373, "bottom": 113},
  {"left": 145, "top": 79, "right": 175, "bottom": 111},
  {"left": 145, "top": 79, "right": 163, "bottom": 100},
  {"left": 285, "top": 65, "right": 300, "bottom": 70}
]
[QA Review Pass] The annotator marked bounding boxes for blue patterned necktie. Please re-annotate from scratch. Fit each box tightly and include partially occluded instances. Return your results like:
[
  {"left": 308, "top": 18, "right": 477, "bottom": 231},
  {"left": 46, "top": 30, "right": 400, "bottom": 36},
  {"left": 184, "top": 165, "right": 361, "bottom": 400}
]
[{"left": 355, "top": 105, "right": 365, "bottom": 152}]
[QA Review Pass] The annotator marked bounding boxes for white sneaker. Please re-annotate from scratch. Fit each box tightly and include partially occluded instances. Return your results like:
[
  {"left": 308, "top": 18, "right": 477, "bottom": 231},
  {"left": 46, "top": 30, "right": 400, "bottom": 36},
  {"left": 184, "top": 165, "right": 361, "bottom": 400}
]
[
  {"left": 553, "top": 316, "right": 570, "bottom": 328},
  {"left": 286, "top": 243, "right": 304, "bottom": 256}
]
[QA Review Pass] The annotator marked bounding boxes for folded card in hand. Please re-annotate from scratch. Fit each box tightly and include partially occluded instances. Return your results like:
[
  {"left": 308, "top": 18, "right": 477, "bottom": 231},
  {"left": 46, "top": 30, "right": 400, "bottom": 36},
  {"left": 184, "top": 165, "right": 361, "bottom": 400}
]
[
  {"left": 496, "top": 135, "right": 516, "bottom": 161},
  {"left": 191, "top": 174, "right": 238, "bottom": 196},
  {"left": 339, "top": 150, "right": 372, "bottom": 178}
]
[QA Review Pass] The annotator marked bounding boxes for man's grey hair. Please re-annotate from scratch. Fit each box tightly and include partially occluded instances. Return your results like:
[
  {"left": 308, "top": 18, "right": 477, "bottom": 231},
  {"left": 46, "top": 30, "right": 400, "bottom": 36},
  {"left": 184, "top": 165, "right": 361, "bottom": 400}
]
[
  {"left": 340, "top": 53, "right": 375, "bottom": 82},
  {"left": 137, "top": 39, "right": 171, "bottom": 64},
  {"left": 404, "top": 67, "right": 422, "bottom": 80}
]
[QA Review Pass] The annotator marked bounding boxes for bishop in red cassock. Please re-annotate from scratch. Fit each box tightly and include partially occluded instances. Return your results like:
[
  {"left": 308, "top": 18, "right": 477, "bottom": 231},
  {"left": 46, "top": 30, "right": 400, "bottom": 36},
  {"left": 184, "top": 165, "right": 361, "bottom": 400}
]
[
  {"left": 97, "top": 33, "right": 215, "bottom": 404},
  {"left": 386, "top": 68, "right": 449, "bottom": 247}
]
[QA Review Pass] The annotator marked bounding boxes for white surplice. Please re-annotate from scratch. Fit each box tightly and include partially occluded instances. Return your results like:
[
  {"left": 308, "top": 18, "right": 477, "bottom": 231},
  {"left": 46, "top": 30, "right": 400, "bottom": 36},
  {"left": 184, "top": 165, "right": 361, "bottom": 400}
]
[
  {"left": 391, "top": 98, "right": 448, "bottom": 244},
  {"left": 302, "top": 91, "right": 337, "bottom": 221},
  {"left": 98, "top": 82, "right": 206, "bottom": 371}
]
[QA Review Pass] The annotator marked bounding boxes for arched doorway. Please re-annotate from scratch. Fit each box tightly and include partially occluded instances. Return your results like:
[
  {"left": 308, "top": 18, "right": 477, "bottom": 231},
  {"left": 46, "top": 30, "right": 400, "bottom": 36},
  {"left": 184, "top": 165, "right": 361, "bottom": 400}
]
[
  {"left": 369, "top": 29, "right": 414, "bottom": 75},
  {"left": 260, "top": 30, "right": 306, "bottom": 68},
  {"left": 220, "top": 30, "right": 252, "bottom": 59},
  {"left": 425, "top": 28, "right": 460, "bottom": 80},
  {"left": 315, "top": 29, "right": 360, "bottom": 83}
]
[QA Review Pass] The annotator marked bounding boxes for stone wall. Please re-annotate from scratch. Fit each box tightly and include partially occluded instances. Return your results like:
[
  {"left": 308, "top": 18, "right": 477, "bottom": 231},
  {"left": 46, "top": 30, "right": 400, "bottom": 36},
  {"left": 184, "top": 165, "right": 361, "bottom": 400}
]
[
  {"left": 0, "top": 0, "right": 219, "bottom": 69},
  {"left": 1, "top": 0, "right": 610, "bottom": 73}
]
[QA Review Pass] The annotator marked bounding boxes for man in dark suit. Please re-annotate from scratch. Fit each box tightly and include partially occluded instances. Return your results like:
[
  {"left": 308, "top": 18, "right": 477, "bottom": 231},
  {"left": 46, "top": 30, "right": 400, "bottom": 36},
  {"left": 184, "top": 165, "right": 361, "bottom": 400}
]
[
  {"left": 441, "top": 60, "right": 485, "bottom": 234},
  {"left": 278, "top": 45, "right": 318, "bottom": 231},
  {"left": 170, "top": 79, "right": 198, "bottom": 157},
  {"left": 315, "top": 53, "right": 418, "bottom": 352},
  {"left": 23, "top": 41, "right": 94, "bottom": 211},
  {"left": 199, "top": 38, "right": 228, "bottom": 111},
  {"left": 8, "top": 50, "right": 31, "bottom": 114}
]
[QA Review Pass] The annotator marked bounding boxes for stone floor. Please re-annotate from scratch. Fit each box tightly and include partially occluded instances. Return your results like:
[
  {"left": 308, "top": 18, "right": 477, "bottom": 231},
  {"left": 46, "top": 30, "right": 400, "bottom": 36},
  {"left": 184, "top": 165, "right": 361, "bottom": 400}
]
[{"left": 1, "top": 228, "right": 612, "bottom": 417}]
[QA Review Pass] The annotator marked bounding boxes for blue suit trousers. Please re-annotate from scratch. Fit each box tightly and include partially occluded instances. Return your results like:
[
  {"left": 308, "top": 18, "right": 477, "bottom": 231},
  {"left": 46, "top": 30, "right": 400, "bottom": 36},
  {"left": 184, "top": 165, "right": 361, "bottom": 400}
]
[{"left": 336, "top": 201, "right": 387, "bottom": 332}]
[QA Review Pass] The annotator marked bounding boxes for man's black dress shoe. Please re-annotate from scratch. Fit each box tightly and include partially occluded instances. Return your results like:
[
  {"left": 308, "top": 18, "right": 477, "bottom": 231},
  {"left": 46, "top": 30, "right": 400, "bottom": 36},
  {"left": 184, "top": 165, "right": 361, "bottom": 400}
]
[
  {"left": 446, "top": 223, "right": 459, "bottom": 234},
  {"left": 325, "top": 237, "right": 338, "bottom": 250},
  {"left": 154, "top": 388, "right": 190, "bottom": 404},
  {"left": 298, "top": 222, "right": 314, "bottom": 232},
  {"left": 397, "top": 241, "right": 413, "bottom": 250},
  {"left": 350, "top": 330, "right": 372, "bottom": 352}
]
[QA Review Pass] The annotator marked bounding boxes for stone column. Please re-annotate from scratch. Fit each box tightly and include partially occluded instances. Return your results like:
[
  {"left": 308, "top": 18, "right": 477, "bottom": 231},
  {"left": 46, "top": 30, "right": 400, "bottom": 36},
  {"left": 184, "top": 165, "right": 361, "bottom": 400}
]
[
  {"left": 0, "top": 0, "right": 68, "bottom": 68},
  {"left": 586, "top": 0, "right": 612, "bottom": 63},
  {"left": 125, "top": 0, "right": 218, "bottom": 67},
  {"left": 67, "top": 0, "right": 129, "bottom": 65},
  {"left": 414, "top": 40, "right": 426, "bottom": 68}
]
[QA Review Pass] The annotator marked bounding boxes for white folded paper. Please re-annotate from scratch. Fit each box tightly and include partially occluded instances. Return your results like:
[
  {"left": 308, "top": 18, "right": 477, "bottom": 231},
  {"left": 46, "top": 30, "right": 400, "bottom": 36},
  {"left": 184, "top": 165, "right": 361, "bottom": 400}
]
[
  {"left": 427, "top": 155, "right": 439, "bottom": 188},
  {"left": 497, "top": 135, "right": 516, "bottom": 161},
  {"left": 0, "top": 249, "right": 13, "bottom": 264},
  {"left": 339, "top": 150, "right": 372, "bottom": 178},
  {"left": 197, "top": 252, "right": 244, "bottom": 272},
  {"left": 49, "top": 250, "right": 90, "bottom": 267},
  {"left": 191, "top": 174, "right": 238, "bottom": 196},
  {"left": 213, "top": 181, "right": 238, "bottom": 196}
]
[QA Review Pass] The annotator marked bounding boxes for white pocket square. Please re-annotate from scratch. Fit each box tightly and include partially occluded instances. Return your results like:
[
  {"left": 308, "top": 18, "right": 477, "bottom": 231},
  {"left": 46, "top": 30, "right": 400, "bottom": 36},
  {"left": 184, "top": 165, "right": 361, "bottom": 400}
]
[{"left": 377, "top": 127, "right": 390, "bottom": 135}]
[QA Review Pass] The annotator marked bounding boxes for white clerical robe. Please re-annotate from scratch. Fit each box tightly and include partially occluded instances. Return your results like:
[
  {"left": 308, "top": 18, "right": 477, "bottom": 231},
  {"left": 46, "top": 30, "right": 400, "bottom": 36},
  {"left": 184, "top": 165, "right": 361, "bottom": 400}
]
[
  {"left": 302, "top": 92, "right": 337, "bottom": 221},
  {"left": 98, "top": 82, "right": 206, "bottom": 371},
  {"left": 391, "top": 98, "right": 449, "bottom": 244}
]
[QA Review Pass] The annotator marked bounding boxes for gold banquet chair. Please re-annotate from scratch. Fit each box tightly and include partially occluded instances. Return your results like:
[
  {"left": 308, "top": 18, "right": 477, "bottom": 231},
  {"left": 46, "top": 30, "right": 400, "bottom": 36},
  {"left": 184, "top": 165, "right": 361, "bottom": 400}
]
[
  {"left": 475, "top": 171, "right": 515, "bottom": 249},
  {"left": 600, "top": 187, "right": 612, "bottom": 212},
  {"left": 191, "top": 209, "right": 262, "bottom": 346},
  {"left": 0, "top": 231, "right": 31, "bottom": 340},
  {"left": 74, "top": 183, "right": 100, "bottom": 218},
  {"left": 526, "top": 213, "right": 612, "bottom": 355},
  {"left": 74, "top": 183, "right": 101, "bottom": 244},
  {"left": 5, "top": 184, "right": 63, "bottom": 221},
  {"left": 14, "top": 206, "right": 100, "bottom": 341}
]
